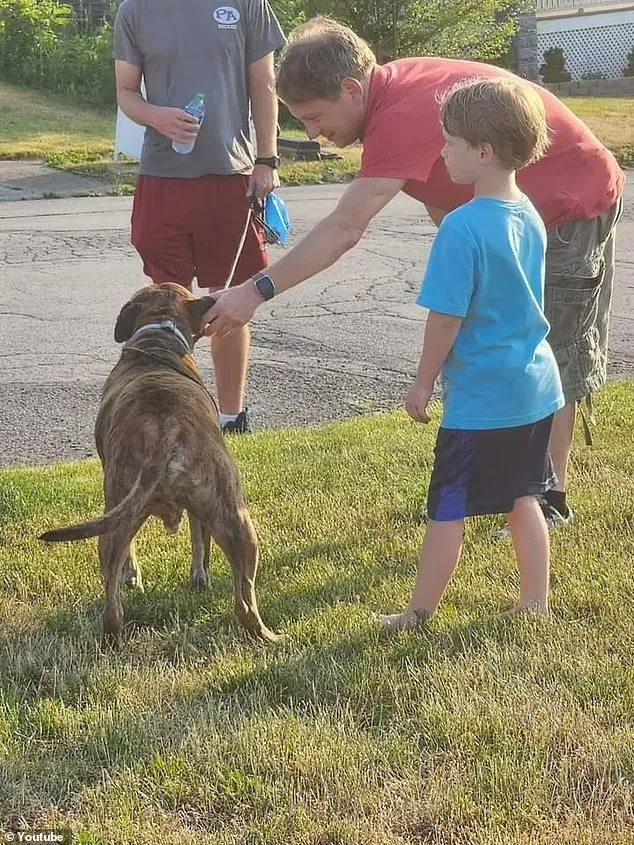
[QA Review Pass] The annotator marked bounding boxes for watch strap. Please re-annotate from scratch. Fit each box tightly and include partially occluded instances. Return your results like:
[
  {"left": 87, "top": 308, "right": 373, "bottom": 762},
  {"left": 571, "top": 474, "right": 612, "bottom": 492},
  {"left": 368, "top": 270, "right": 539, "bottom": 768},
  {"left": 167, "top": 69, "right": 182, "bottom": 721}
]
[{"left": 254, "top": 156, "right": 280, "bottom": 169}]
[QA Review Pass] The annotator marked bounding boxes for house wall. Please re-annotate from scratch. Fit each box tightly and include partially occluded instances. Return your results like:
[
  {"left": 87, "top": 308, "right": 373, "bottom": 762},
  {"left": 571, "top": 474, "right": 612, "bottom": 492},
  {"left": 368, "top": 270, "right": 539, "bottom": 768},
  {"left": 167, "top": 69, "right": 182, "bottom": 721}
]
[{"left": 537, "top": 7, "right": 634, "bottom": 79}]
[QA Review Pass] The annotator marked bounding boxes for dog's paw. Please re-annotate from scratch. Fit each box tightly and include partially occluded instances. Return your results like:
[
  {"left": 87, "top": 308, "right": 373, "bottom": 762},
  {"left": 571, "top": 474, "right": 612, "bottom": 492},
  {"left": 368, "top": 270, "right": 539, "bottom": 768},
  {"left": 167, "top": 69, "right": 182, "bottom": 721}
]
[
  {"left": 190, "top": 569, "right": 210, "bottom": 590},
  {"left": 252, "top": 625, "right": 283, "bottom": 645}
]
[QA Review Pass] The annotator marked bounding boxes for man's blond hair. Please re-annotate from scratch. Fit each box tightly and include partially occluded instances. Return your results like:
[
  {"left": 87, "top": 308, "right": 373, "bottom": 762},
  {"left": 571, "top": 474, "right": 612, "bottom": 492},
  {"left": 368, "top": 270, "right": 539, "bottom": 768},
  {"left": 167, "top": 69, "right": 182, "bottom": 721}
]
[
  {"left": 441, "top": 78, "right": 550, "bottom": 170},
  {"left": 276, "top": 17, "right": 376, "bottom": 103}
]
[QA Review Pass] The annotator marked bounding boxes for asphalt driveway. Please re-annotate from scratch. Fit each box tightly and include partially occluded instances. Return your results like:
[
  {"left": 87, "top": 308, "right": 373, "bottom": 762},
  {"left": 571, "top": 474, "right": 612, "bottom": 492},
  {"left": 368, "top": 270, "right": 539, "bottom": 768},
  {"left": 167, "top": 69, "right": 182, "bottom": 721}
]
[{"left": 1, "top": 182, "right": 632, "bottom": 467}]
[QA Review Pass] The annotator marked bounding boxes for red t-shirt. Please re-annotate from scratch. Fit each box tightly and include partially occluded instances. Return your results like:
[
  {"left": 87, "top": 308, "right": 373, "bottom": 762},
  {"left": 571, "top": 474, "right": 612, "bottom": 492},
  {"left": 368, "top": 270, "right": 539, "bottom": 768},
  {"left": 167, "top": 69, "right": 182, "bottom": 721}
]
[{"left": 359, "top": 58, "right": 625, "bottom": 229}]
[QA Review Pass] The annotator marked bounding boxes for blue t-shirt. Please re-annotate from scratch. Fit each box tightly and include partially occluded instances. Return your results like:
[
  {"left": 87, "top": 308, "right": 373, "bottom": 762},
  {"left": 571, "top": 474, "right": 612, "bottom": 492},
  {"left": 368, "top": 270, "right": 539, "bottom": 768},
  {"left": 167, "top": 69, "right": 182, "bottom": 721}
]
[{"left": 417, "top": 196, "right": 564, "bottom": 430}]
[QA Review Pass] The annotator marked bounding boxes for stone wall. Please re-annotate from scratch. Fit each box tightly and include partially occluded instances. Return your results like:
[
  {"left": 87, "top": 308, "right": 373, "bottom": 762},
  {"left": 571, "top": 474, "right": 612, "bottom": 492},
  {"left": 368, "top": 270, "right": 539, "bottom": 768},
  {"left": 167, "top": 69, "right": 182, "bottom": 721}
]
[
  {"left": 544, "top": 76, "right": 634, "bottom": 96},
  {"left": 515, "top": 14, "right": 539, "bottom": 80}
]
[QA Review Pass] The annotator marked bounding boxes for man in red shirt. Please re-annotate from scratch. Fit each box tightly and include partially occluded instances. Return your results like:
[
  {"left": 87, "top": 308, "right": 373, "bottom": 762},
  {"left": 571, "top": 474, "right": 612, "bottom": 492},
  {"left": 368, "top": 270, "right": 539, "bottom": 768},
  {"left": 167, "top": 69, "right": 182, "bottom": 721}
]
[{"left": 204, "top": 17, "right": 625, "bottom": 533}]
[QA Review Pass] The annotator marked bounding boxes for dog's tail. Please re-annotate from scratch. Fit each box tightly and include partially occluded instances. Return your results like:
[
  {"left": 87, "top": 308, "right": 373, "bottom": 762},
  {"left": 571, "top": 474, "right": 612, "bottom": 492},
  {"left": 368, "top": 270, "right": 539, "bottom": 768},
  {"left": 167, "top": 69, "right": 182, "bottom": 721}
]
[{"left": 39, "top": 465, "right": 159, "bottom": 542}]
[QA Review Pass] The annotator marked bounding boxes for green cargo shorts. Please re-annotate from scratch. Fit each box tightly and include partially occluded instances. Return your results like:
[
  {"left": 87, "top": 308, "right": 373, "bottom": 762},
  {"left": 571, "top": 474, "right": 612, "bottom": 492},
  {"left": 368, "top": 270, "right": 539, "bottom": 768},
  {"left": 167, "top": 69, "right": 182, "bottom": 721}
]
[{"left": 544, "top": 197, "right": 623, "bottom": 404}]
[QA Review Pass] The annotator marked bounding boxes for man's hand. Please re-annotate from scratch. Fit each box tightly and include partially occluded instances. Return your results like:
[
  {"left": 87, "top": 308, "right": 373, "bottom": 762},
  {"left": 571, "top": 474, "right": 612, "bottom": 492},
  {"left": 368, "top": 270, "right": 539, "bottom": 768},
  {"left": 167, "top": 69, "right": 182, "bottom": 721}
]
[
  {"left": 152, "top": 107, "right": 200, "bottom": 144},
  {"left": 202, "top": 282, "right": 263, "bottom": 336},
  {"left": 405, "top": 381, "right": 435, "bottom": 423},
  {"left": 247, "top": 164, "right": 280, "bottom": 200}
]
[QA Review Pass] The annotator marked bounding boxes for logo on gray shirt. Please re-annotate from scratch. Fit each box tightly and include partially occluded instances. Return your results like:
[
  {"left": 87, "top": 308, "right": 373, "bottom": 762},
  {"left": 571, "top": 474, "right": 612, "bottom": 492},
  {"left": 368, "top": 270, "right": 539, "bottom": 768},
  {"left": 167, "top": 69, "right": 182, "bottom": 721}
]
[{"left": 213, "top": 6, "right": 240, "bottom": 27}]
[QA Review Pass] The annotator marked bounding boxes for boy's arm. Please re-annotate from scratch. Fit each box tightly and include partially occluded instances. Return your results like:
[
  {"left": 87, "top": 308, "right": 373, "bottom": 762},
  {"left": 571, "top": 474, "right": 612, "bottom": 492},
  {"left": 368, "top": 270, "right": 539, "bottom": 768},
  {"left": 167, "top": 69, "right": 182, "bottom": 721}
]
[
  {"left": 417, "top": 311, "right": 463, "bottom": 386},
  {"left": 406, "top": 311, "right": 462, "bottom": 423},
  {"left": 407, "top": 215, "right": 474, "bottom": 423}
]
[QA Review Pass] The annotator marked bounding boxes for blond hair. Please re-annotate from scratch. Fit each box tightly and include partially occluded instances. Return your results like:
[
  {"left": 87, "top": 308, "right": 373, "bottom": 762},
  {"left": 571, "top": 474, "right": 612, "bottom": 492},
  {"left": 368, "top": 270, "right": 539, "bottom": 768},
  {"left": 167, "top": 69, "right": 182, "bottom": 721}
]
[
  {"left": 276, "top": 17, "right": 376, "bottom": 103},
  {"left": 441, "top": 78, "right": 550, "bottom": 170}
]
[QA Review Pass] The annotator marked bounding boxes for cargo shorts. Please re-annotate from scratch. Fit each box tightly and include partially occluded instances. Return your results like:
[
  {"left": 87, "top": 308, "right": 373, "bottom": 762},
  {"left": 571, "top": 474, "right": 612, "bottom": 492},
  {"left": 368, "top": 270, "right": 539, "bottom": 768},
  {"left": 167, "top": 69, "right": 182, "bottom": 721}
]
[{"left": 544, "top": 197, "right": 623, "bottom": 404}]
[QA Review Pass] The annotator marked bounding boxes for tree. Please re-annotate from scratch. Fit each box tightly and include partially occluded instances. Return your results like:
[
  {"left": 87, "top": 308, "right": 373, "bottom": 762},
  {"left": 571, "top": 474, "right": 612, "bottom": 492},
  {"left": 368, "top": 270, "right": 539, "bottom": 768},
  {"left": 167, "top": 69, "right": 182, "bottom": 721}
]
[
  {"left": 539, "top": 47, "right": 571, "bottom": 83},
  {"left": 271, "top": 0, "right": 524, "bottom": 64},
  {"left": 624, "top": 47, "right": 634, "bottom": 77},
  {"left": 270, "top": 0, "right": 304, "bottom": 40}
]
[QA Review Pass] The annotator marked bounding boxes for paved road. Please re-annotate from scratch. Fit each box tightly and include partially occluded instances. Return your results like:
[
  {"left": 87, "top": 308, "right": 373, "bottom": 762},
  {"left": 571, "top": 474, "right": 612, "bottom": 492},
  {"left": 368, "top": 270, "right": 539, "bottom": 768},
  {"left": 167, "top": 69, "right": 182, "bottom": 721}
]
[{"left": 1, "top": 183, "right": 632, "bottom": 468}]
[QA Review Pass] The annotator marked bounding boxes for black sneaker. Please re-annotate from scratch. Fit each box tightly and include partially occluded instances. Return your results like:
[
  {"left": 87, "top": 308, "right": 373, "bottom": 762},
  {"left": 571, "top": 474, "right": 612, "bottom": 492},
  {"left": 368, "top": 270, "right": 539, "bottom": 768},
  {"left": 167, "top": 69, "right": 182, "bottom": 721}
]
[
  {"left": 221, "top": 410, "right": 250, "bottom": 435},
  {"left": 539, "top": 498, "right": 574, "bottom": 530}
]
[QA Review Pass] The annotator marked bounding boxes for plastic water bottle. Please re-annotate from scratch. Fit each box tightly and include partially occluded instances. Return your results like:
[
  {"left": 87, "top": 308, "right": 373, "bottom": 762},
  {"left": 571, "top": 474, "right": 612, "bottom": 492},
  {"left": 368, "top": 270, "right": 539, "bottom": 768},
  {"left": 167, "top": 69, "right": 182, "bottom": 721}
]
[{"left": 172, "top": 92, "right": 205, "bottom": 155}]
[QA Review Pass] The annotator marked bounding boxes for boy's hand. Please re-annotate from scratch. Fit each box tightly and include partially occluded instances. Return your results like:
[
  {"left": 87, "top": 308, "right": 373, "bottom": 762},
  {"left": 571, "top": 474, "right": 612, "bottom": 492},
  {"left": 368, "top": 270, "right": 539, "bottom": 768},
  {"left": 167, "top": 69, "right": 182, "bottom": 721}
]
[{"left": 405, "top": 382, "right": 434, "bottom": 423}]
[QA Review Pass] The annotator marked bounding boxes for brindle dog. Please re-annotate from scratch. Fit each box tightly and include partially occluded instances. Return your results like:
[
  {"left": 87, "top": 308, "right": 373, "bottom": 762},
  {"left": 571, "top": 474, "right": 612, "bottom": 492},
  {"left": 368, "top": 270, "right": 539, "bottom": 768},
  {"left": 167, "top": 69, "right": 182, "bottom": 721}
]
[{"left": 40, "top": 283, "right": 277, "bottom": 645}]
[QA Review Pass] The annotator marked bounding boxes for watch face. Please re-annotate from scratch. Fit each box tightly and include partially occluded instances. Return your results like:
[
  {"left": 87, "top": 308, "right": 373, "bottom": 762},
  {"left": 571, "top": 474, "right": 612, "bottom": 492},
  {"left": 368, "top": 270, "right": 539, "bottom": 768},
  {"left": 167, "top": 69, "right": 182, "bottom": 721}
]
[{"left": 256, "top": 275, "right": 275, "bottom": 300}]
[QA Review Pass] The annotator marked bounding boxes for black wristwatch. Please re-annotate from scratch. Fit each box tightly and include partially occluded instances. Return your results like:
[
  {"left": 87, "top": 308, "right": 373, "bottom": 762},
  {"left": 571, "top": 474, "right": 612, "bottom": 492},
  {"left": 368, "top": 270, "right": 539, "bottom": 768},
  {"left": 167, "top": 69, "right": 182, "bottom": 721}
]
[
  {"left": 254, "top": 156, "right": 280, "bottom": 169},
  {"left": 253, "top": 272, "right": 275, "bottom": 301}
]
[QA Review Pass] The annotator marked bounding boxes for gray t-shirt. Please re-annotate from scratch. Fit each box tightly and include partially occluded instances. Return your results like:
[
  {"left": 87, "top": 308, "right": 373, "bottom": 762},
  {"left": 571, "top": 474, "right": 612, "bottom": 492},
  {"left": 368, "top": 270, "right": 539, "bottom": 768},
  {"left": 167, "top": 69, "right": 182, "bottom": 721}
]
[{"left": 113, "top": 0, "right": 285, "bottom": 178}]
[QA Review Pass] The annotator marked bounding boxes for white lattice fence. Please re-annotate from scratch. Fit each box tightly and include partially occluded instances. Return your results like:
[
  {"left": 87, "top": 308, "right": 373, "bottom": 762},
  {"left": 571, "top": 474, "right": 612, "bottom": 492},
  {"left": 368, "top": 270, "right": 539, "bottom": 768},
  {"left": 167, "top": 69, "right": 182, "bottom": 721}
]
[{"left": 538, "top": 18, "right": 634, "bottom": 79}]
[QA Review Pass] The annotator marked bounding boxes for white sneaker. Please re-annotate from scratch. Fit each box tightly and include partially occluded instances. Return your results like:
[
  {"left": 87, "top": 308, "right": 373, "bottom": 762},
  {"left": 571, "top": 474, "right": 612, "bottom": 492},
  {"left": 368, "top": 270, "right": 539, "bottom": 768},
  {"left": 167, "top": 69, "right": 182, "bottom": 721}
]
[{"left": 490, "top": 498, "right": 574, "bottom": 542}]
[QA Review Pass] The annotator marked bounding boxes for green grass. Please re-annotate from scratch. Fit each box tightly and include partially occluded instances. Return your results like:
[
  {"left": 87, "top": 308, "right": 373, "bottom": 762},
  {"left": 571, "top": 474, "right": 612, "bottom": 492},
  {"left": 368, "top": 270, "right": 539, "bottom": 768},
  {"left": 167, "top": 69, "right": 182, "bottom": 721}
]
[
  {"left": 0, "top": 82, "right": 359, "bottom": 193},
  {"left": 560, "top": 97, "right": 634, "bottom": 168},
  {"left": 1, "top": 382, "right": 633, "bottom": 843},
  {"left": 0, "top": 82, "right": 631, "bottom": 195},
  {"left": 0, "top": 82, "right": 116, "bottom": 161}
]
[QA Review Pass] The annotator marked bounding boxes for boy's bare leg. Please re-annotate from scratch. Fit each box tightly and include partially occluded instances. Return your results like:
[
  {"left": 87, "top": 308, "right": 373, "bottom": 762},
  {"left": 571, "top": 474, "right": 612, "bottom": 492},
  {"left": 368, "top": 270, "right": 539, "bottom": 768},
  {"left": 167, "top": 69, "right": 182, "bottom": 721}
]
[
  {"left": 506, "top": 495, "right": 550, "bottom": 615},
  {"left": 377, "top": 519, "right": 464, "bottom": 631}
]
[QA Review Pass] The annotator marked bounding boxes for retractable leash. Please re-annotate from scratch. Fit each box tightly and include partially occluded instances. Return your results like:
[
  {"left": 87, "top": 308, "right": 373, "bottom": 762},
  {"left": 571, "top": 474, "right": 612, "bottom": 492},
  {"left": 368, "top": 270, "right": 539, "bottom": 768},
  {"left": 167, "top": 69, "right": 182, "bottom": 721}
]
[{"left": 223, "top": 201, "right": 255, "bottom": 291}]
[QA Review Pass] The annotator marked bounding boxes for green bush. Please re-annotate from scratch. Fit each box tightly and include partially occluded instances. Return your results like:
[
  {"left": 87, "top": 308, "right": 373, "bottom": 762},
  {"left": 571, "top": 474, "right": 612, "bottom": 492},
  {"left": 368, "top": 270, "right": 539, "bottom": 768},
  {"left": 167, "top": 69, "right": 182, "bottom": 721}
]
[
  {"left": 0, "top": 0, "right": 71, "bottom": 82},
  {"left": 0, "top": 0, "right": 116, "bottom": 105},
  {"left": 625, "top": 47, "right": 634, "bottom": 78},
  {"left": 539, "top": 47, "right": 572, "bottom": 83},
  {"left": 47, "top": 23, "right": 116, "bottom": 105}
]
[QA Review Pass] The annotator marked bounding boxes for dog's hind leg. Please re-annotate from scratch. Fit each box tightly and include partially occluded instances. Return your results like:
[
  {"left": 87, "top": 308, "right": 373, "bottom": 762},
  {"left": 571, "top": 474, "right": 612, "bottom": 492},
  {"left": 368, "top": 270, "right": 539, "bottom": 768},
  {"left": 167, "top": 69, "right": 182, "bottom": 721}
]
[
  {"left": 122, "top": 539, "right": 143, "bottom": 592},
  {"left": 99, "top": 527, "right": 139, "bottom": 647},
  {"left": 188, "top": 512, "right": 211, "bottom": 590},
  {"left": 205, "top": 506, "right": 278, "bottom": 643}
]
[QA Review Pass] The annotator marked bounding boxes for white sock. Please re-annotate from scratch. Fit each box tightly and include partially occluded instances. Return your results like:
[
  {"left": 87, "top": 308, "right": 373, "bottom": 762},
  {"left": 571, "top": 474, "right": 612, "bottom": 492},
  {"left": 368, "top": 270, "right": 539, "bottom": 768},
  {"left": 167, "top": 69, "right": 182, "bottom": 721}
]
[{"left": 219, "top": 412, "right": 239, "bottom": 426}]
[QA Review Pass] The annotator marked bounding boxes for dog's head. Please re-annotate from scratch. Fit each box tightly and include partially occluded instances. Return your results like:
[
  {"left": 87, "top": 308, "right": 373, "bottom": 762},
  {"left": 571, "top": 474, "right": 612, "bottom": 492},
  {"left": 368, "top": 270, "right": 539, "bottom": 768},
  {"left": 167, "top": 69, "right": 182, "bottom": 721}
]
[{"left": 114, "top": 283, "right": 216, "bottom": 345}]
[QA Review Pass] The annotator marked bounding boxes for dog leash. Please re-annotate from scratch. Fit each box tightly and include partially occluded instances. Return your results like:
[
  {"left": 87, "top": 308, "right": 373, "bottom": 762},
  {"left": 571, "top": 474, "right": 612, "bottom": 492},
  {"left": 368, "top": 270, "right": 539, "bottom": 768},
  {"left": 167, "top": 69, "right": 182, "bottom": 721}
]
[
  {"left": 223, "top": 204, "right": 253, "bottom": 291},
  {"left": 223, "top": 193, "right": 284, "bottom": 290}
]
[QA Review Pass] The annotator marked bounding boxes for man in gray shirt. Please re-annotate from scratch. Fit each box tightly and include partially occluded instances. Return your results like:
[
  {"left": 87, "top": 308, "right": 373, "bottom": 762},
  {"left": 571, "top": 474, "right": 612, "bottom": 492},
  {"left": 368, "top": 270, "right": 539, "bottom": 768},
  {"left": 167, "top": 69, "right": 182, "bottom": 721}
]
[{"left": 114, "top": 0, "right": 285, "bottom": 433}]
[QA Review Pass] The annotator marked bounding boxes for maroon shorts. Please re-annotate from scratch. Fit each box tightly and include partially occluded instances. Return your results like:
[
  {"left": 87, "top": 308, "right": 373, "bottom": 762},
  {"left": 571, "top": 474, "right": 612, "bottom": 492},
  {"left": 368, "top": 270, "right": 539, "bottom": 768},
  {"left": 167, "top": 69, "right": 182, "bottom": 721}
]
[{"left": 131, "top": 174, "right": 268, "bottom": 290}]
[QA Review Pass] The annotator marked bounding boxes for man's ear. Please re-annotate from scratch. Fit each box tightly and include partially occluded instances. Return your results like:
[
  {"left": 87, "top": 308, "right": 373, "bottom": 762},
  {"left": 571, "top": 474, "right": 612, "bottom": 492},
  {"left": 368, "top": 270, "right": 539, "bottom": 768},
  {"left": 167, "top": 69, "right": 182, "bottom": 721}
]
[
  {"left": 187, "top": 296, "right": 217, "bottom": 338},
  {"left": 114, "top": 301, "right": 141, "bottom": 343}
]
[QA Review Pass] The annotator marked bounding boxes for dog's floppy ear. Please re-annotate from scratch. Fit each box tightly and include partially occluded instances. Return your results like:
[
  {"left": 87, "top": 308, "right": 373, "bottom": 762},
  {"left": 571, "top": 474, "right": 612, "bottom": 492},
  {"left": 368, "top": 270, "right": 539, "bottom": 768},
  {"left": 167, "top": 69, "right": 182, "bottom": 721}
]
[
  {"left": 187, "top": 295, "right": 217, "bottom": 336},
  {"left": 114, "top": 301, "right": 141, "bottom": 343}
]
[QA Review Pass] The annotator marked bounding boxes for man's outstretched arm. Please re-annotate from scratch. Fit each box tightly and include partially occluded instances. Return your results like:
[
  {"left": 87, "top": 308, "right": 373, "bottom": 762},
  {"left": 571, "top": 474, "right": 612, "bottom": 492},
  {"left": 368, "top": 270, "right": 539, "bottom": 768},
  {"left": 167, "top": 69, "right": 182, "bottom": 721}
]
[{"left": 203, "top": 176, "right": 405, "bottom": 334}]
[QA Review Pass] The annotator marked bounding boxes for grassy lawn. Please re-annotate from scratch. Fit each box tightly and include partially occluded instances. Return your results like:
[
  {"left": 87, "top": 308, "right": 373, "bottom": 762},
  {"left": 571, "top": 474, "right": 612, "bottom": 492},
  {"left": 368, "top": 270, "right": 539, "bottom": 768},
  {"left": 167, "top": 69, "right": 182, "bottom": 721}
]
[
  {"left": 1, "top": 382, "right": 633, "bottom": 843},
  {"left": 0, "top": 82, "right": 359, "bottom": 193},
  {"left": 0, "top": 81, "right": 630, "bottom": 194}
]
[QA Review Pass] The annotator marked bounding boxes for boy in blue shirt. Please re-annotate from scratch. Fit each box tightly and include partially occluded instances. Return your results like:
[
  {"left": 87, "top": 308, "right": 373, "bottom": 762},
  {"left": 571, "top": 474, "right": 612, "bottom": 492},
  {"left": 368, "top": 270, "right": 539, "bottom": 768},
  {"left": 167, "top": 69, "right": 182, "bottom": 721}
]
[{"left": 378, "top": 78, "right": 564, "bottom": 631}]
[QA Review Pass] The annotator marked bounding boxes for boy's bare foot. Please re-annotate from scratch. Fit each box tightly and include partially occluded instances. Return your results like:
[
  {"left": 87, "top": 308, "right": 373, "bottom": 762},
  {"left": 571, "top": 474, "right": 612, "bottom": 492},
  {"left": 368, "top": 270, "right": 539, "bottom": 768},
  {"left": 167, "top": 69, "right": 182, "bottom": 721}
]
[
  {"left": 502, "top": 599, "right": 548, "bottom": 618},
  {"left": 375, "top": 608, "right": 430, "bottom": 632}
]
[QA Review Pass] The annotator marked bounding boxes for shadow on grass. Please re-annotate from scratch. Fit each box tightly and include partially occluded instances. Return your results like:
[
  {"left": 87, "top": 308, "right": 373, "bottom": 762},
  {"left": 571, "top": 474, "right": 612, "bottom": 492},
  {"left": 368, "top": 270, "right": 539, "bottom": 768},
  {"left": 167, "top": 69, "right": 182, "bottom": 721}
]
[{"left": 0, "top": 521, "right": 553, "bottom": 828}]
